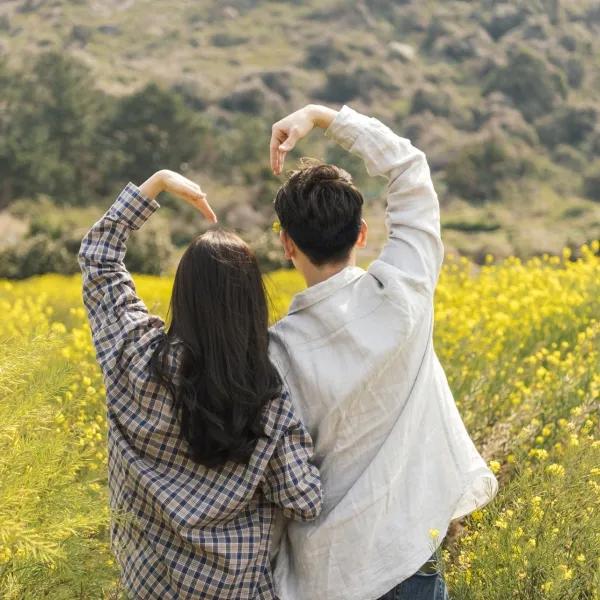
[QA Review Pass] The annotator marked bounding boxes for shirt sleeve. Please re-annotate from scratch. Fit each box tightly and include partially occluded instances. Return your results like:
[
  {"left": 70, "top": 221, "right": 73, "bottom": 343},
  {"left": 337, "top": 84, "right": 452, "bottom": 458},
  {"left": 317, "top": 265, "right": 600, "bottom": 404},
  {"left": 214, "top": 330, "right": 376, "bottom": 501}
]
[
  {"left": 324, "top": 105, "right": 444, "bottom": 295},
  {"left": 78, "top": 182, "right": 165, "bottom": 376},
  {"left": 262, "top": 417, "right": 323, "bottom": 522}
]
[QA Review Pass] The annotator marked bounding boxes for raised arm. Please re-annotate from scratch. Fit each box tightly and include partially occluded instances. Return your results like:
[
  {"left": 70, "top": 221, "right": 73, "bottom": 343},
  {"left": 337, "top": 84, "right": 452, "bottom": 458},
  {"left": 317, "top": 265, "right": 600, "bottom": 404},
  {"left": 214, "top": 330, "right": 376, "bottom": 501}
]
[
  {"left": 324, "top": 105, "right": 444, "bottom": 293},
  {"left": 78, "top": 170, "right": 215, "bottom": 375},
  {"left": 270, "top": 104, "right": 444, "bottom": 294}
]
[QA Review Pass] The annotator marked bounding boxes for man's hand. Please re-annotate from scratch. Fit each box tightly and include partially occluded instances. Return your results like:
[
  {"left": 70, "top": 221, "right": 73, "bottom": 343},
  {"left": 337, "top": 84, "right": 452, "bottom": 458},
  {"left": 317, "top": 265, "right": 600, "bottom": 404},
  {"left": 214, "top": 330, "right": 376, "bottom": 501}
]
[
  {"left": 139, "top": 170, "right": 217, "bottom": 223},
  {"left": 270, "top": 104, "right": 338, "bottom": 175}
]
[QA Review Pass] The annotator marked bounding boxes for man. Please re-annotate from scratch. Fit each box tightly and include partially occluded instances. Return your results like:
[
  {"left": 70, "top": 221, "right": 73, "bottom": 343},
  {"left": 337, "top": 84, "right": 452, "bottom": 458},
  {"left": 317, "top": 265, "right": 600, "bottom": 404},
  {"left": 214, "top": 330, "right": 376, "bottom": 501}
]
[{"left": 267, "top": 104, "right": 498, "bottom": 600}]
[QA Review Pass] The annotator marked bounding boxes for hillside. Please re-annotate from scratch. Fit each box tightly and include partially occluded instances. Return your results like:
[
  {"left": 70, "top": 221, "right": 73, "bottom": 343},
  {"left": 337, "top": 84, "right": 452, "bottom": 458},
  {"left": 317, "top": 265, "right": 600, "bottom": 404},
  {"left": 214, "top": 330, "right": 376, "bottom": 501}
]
[{"left": 0, "top": 0, "right": 599, "bottom": 273}]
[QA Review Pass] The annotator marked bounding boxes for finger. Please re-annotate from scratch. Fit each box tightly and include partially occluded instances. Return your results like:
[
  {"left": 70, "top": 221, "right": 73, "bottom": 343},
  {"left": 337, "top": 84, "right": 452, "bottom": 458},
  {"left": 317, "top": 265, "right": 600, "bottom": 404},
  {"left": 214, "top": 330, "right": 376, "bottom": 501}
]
[
  {"left": 279, "top": 127, "right": 299, "bottom": 153},
  {"left": 270, "top": 136, "right": 279, "bottom": 174},
  {"left": 278, "top": 149, "right": 286, "bottom": 174},
  {"left": 195, "top": 193, "right": 217, "bottom": 223},
  {"left": 183, "top": 188, "right": 216, "bottom": 222},
  {"left": 270, "top": 131, "right": 286, "bottom": 173},
  {"left": 270, "top": 124, "right": 284, "bottom": 173}
]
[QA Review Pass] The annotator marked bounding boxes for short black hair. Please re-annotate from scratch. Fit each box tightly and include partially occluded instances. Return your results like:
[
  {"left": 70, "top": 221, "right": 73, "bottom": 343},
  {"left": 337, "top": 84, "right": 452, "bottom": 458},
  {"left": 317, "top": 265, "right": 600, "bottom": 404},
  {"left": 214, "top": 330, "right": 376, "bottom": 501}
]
[{"left": 274, "top": 159, "right": 364, "bottom": 266}]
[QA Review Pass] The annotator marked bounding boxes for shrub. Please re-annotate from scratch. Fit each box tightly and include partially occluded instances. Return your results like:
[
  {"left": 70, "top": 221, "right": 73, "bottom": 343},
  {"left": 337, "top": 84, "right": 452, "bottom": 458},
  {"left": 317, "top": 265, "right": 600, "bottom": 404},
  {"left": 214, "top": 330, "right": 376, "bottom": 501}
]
[
  {"left": 316, "top": 64, "right": 390, "bottom": 103},
  {"left": 103, "top": 83, "right": 210, "bottom": 188},
  {"left": 483, "top": 5, "right": 527, "bottom": 40},
  {"left": 220, "top": 81, "right": 267, "bottom": 114},
  {"left": 0, "top": 52, "right": 110, "bottom": 207},
  {"left": 484, "top": 49, "right": 567, "bottom": 120},
  {"left": 583, "top": 160, "right": 600, "bottom": 202},
  {"left": 565, "top": 57, "right": 585, "bottom": 88},
  {"left": 0, "top": 221, "right": 175, "bottom": 279},
  {"left": 410, "top": 87, "right": 452, "bottom": 118},
  {"left": 445, "top": 137, "right": 534, "bottom": 203},
  {"left": 211, "top": 32, "right": 248, "bottom": 47},
  {"left": 536, "top": 105, "right": 597, "bottom": 148},
  {"left": 303, "top": 40, "right": 348, "bottom": 70},
  {"left": 126, "top": 221, "right": 176, "bottom": 275}
]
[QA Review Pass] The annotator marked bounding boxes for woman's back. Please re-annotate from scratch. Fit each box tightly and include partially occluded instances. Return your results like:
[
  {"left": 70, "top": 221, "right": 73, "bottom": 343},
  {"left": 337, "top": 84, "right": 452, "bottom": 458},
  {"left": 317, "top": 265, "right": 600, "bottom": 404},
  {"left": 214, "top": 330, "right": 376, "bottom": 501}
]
[{"left": 78, "top": 178, "right": 321, "bottom": 599}]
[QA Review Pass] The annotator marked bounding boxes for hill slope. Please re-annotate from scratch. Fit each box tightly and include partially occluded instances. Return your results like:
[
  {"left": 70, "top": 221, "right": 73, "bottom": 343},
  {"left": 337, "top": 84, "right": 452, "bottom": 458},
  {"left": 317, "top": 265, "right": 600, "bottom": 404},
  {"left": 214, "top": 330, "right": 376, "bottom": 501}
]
[{"left": 0, "top": 0, "right": 599, "bottom": 268}]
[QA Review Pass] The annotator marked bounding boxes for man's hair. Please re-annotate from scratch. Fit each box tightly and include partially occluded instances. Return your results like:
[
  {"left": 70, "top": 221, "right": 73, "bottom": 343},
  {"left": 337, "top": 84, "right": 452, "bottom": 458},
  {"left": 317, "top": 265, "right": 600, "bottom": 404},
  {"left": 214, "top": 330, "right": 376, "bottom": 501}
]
[{"left": 274, "top": 158, "right": 364, "bottom": 266}]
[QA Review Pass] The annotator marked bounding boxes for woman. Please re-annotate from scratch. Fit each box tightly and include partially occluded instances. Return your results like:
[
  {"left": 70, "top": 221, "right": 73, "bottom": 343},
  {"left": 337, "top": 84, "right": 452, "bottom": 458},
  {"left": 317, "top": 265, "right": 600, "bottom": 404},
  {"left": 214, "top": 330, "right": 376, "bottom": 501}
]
[{"left": 78, "top": 169, "right": 322, "bottom": 599}]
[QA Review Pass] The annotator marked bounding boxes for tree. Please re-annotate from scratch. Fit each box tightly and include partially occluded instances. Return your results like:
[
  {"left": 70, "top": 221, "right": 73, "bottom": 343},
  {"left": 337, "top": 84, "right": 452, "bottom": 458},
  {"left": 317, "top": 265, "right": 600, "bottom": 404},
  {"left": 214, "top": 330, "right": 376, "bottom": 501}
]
[
  {"left": 536, "top": 105, "right": 597, "bottom": 148},
  {"left": 583, "top": 160, "right": 600, "bottom": 202},
  {"left": 484, "top": 49, "right": 567, "bottom": 121},
  {"left": 445, "top": 137, "right": 534, "bottom": 203},
  {"left": 103, "top": 83, "right": 210, "bottom": 186},
  {"left": 0, "top": 52, "right": 108, "bottom": 207}
]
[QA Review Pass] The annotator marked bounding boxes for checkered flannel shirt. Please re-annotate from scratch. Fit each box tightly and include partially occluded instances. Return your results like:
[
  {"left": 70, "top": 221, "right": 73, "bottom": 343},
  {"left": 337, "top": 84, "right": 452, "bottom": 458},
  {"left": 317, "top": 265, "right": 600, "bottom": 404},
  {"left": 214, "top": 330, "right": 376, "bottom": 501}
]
[{"left": 78, "top": 183, "right": 322, "bottom": 599}]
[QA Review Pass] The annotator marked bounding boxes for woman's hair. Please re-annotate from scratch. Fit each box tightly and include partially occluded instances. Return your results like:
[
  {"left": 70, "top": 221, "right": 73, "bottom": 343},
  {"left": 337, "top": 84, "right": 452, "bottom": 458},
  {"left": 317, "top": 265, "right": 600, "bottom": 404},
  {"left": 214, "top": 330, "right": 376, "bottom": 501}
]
[{"left": 151, "top": 229, "right": 282, "bottom": 468}]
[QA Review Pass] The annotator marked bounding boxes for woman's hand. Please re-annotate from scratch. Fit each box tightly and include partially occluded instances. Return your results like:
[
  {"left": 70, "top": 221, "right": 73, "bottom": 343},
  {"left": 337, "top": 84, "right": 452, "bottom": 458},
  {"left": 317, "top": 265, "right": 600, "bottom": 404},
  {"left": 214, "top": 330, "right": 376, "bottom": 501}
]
[
  {"left": 270, "top": 104, "right": 338, "bottom": 175},
  {"left": 139, "top": 170, "right": 217, "bottom": 223}
]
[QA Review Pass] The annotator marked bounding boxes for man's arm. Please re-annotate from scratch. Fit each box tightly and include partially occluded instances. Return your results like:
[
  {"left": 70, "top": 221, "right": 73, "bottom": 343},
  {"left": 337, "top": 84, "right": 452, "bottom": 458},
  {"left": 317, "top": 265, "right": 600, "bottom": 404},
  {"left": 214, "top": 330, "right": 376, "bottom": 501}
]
[
  {"left": 270, "top": 104, "right": 444, "bottom": 294},
  {"left": 325, "top": 105, "right": 444, "bottom": 293}
]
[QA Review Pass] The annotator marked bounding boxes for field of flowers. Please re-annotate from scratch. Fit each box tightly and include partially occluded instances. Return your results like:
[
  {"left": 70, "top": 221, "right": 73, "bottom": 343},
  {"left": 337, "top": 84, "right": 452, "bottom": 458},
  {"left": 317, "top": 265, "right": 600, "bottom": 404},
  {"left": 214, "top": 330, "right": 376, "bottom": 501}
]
[{"left": 0, "top": 245, "right": 599, "bottom": 599}]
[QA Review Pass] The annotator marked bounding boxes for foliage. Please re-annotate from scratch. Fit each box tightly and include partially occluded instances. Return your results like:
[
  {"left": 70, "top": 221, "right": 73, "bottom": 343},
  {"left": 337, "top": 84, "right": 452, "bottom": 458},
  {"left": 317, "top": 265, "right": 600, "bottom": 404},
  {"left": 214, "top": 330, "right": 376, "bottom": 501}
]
[
  {"left": 0, "top": 245, "right": 599, "bottom": 597},
  {"left": 316, "top": 64, "right": 391, "bottom": 104},
  {"left": 445, "top": 137, "right": 535, "bottom": 203},
  {"left": 583, "top": 160, "right": 600, "bottom": 202},
  {"left": 1, "top": 0, "right": 600, "bottom": 269},
  {"left": 536, "top": 105, "right": 597, "bottom": 148},
  {"left": 484, "top": 48, "right": 567, "bottom": 121},
  {"left": 0, "top": 199, "right": 175, "bottom": 278},
  {"left": 0, "top": 52, "right": 108, "bottom": 207},
  {"left": 0, "top": 53, "right": 216, "bottom": 209},
  {"left": 100, "top": 83, "right": 212, "bottom": 190}
]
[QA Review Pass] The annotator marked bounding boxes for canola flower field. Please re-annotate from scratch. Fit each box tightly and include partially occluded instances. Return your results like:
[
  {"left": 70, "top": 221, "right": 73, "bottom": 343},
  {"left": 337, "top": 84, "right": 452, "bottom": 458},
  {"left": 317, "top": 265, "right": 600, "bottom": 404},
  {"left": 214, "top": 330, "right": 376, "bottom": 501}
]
[{"left": 0, "top": 245, "right": 599, "bottom": 600}]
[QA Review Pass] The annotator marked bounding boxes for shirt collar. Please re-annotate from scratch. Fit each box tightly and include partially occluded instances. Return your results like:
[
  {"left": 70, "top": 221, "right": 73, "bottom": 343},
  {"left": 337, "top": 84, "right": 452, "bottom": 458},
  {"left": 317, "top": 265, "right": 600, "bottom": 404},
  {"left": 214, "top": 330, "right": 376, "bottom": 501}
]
[{"left": 288, "top": 266, "right": 365, "bottom": 315}]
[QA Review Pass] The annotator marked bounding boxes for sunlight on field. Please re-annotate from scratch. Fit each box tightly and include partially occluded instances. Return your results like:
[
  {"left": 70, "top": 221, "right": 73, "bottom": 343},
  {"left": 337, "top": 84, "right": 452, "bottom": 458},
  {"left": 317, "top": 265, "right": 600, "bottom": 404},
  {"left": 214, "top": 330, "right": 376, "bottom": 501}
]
[{"left": 0, "top": 245, "right": 599, "bottom": 599}]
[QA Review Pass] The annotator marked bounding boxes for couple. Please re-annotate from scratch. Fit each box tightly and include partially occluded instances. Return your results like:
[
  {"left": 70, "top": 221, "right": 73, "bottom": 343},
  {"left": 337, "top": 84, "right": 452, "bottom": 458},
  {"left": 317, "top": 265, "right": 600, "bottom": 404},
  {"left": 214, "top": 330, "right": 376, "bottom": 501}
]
[{"left": 79, "top": 103, "right": 498, "bottom": 600}]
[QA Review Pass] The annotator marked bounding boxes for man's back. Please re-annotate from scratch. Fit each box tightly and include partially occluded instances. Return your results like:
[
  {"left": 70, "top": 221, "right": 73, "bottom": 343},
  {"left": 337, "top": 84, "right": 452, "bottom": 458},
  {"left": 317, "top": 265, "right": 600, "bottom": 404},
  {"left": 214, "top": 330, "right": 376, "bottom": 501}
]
[{"left": 269, "top": 106, "right": 498, "bottom": 600}]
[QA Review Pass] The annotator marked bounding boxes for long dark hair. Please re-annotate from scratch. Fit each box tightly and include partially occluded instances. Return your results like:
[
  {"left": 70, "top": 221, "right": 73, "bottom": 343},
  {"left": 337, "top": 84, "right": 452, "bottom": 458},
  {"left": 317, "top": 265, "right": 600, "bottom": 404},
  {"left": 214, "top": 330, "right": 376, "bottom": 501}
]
[{"left": 151, "top": 229, "right": 282, "bottom": 468}]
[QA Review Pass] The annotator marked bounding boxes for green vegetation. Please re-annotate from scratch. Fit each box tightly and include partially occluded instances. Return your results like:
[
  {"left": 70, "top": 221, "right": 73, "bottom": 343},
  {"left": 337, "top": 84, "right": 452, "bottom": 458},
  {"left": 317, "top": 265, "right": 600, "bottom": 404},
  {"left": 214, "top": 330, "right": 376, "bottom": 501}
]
[{"left": 0, "top": 0, "right": 599, "bottom": 275}]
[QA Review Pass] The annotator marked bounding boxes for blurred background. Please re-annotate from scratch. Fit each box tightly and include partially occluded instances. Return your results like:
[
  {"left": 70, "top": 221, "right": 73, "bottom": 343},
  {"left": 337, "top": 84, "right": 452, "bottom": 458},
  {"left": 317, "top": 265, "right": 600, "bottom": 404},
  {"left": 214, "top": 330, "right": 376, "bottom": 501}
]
[{"left": 0, "top": 0, "right": 599, "bottom": 277}]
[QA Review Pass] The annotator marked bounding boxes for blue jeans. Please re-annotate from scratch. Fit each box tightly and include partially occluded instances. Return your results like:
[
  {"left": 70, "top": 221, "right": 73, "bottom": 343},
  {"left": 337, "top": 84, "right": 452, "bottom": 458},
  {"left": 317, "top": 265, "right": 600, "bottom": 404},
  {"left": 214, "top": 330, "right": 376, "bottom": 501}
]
[{"left": 376, "top": 556, "right": 450, "bottom": 600}]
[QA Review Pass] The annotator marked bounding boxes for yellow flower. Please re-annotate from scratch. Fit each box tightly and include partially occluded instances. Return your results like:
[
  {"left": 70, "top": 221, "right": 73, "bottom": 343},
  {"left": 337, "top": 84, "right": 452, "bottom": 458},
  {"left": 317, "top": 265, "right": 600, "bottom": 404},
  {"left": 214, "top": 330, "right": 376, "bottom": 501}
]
[
  {"left": 428, "top": 528, "right": 440, "bottom": 539},
  {"left": 489, "top": 460, "right": 501, "bottom": 474},
  {"left": 471, "top": 510, "right": 483, "bottom": 522},
  {"left": 546, "top": 463, "right": 565, "bottom": 477},
  {"left": 558, "top": 564, "right": 573, "bottom": 580}
]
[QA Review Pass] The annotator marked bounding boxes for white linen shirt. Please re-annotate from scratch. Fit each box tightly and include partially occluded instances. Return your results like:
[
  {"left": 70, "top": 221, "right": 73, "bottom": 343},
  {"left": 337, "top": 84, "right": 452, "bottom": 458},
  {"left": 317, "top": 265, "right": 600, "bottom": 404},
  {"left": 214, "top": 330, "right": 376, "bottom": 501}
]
[{"left": 269, "top": 105, "right": 498, "bottom": 600}]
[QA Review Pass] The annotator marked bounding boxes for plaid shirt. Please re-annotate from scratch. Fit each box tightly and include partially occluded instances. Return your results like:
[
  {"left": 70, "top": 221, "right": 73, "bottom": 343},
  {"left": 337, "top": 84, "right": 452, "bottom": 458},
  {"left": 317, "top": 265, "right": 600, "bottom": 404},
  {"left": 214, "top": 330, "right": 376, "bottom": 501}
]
[{"left": 78, "top": 183, "right": 322, "bottom": 600}]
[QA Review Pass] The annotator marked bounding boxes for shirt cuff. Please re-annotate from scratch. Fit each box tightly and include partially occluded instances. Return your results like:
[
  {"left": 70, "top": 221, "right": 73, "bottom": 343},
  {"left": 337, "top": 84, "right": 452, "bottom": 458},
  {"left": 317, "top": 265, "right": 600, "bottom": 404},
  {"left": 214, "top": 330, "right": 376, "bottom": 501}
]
[
  {"left": 109, "top": 182, "right": 161, "bottom": 230},
  {"left": 324, "top": 104, "right": 373, "bottom": 151}
]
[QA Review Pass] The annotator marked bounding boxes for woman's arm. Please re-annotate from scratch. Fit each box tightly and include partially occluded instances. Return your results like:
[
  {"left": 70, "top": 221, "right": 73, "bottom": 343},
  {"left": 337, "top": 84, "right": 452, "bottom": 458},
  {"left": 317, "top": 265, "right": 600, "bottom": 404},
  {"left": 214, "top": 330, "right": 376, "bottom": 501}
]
[
  {"left": 262, "top": 417, "right": 323, "bottom": 522},
  {"left": 78, "top": 170, "right": 215, "bottom": 375}
]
